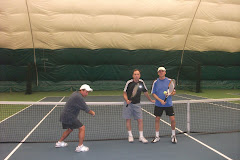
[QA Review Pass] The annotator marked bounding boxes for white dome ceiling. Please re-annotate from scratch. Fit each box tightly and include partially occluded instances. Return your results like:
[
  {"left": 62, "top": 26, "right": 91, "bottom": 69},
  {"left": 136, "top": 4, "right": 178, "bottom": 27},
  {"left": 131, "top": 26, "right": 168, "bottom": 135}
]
[{"left": 0, "top": 0, "right": 239, "bottom": 52}]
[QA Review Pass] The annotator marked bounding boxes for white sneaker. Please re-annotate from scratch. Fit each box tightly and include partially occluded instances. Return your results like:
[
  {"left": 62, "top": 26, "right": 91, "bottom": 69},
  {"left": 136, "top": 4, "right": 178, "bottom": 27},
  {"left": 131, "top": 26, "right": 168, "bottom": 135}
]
[
  {"left": 171, "top": 135, "right": 177, "bottom": 144},
  {"left": 75, "top": 145, "right": 89, "bottom": 152},
  {"left": 139, "top": 137, "right": 148, "bottom": 143},
  {"left": 128, "top": 136, "right": 134, "bottom": 143},
  {"left": 151, "top": 137, "right": 160, "bottom": 143},
  {"left": 55, "top": 141, "right": 68, "bottom": 148}
]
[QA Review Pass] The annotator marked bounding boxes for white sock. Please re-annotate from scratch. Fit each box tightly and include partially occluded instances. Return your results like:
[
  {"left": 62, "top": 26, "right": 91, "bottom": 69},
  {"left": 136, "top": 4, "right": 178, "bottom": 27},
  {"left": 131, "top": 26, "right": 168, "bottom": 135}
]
[
  {"left": 139, "top": 131, "right": 143, "bottom": 138},
  {"left": 172, "top": 130, "right": 176, "bottom": 136},
  {"left": 79, "top": 144, "right": 83, "bottom": 147},
  {"left": 128, "top": 131, "right": 133, "bottom": 137},
  {"left": 156, "top": 131, "right": 159, "bottom": 138}
]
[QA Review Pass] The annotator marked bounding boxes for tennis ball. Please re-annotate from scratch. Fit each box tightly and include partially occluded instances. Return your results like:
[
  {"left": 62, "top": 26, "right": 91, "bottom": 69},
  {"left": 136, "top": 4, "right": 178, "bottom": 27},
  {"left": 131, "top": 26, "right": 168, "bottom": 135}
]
[{"left": 163, "top": 91, "right": 167, "bottom": 94}]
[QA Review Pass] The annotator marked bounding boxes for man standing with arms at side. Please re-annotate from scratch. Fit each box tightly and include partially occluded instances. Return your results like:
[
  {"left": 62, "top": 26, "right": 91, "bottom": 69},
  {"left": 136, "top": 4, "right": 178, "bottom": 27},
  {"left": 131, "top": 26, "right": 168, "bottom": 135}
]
[
  {"left": 56, "top": 84, "right": 95, "bottom": 152},
  {"left": 123, "top": 69, "right": 155, "bottom": 143},
  {"left": 151, "top": 67, "right": 177, "bottom": 143}
]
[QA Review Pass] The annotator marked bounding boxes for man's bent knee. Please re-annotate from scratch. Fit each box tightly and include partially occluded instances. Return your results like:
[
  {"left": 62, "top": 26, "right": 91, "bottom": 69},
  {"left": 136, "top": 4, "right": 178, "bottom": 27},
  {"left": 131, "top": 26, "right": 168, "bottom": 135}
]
[
  {"left": 67, "top": 128, "right": 73, "bottom": 132},
  {"left": 79, "top": 125, "right": 85, "bottom": 131}
]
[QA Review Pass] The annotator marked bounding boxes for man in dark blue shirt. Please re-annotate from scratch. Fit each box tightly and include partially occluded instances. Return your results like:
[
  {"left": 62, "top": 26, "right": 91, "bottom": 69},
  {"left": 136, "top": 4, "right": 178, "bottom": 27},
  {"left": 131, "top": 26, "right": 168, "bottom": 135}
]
[{"left": 56, "top": 84, "right": 95, "bottom": 152}]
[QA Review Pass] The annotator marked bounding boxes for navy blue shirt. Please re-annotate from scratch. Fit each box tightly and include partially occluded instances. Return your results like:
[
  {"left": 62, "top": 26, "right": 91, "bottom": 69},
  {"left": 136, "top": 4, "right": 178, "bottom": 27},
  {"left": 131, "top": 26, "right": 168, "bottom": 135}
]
[{"left": 60, "top": 91, "right": 90, "bottom": 124}]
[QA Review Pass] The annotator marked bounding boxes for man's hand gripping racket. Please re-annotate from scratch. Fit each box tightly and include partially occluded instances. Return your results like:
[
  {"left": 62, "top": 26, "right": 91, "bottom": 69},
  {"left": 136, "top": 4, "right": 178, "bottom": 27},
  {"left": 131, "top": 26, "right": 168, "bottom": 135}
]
[{"left": 164, "top": 79, "right": 176, "bottom": 102}]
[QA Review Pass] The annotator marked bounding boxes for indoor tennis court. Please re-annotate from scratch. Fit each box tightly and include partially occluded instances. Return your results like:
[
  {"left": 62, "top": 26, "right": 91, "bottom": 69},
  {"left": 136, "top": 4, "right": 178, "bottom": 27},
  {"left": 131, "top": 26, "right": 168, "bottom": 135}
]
[
  {"left": 0, "top": 0, "right": 240, "bottom": 160},
  {"left": 1, "top": 94, "right": 240, "bottom": 160}
]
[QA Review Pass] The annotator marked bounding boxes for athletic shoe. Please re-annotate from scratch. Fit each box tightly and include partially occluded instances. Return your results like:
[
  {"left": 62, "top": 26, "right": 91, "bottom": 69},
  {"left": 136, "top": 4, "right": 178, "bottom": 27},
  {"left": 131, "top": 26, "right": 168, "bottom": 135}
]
[
  {"left": 55, "top": 141, "right": 68, "bottom": 148},
  {"left": 151, "top": 137, "right": 160, "bottom": 143},
  {"left": 139, "top": 137, "right": 148, "bottom": 143},
  {"left": 75, "top": 145, "right": 89, "bottom": 152},
  {"left": 128, "top": 136, "right": 134, "bottom": 143},
  {"left": 171, "top": 135, "right": 177, "bottom": 144}
]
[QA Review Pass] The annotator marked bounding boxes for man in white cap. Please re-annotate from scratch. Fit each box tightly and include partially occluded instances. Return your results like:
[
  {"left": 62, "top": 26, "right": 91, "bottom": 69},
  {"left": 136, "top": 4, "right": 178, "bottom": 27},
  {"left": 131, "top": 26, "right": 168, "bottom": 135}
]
[
  {"left": 151, "top": 67, "right": 177, "bottom": 143},
  {"left": 56, "top": 84, "right": 95, "bottom": 152}
]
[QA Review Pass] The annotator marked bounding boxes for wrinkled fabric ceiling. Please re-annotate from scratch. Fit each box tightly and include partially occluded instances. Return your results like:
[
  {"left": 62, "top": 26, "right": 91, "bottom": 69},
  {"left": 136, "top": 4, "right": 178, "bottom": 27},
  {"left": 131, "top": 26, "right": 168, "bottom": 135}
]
[{"left": 0, "top": 0, "right": 239, "bottom": 52}]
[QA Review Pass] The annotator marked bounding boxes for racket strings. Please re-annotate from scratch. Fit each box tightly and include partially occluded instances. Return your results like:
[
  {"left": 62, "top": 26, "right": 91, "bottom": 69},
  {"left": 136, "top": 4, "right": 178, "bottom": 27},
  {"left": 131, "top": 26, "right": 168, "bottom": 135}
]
[
  {"left": 169, "top": 83, "right": 175, "bottom": 93},
  {"left": 131, "top": 83, "right": 139, "bottom": 98}
]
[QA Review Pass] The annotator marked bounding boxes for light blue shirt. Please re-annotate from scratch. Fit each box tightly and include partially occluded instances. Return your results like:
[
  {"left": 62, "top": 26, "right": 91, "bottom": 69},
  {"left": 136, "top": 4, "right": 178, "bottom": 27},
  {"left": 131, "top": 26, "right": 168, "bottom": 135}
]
[{"left": 151, "top": 77, "right": 173, "bottom": 107}]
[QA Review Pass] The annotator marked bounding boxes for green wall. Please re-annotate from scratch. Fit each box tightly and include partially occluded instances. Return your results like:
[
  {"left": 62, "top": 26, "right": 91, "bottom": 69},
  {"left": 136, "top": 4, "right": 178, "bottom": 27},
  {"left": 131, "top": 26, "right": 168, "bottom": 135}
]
[{"left": 0, "top": 48, "right": 239, "bottom": 92}]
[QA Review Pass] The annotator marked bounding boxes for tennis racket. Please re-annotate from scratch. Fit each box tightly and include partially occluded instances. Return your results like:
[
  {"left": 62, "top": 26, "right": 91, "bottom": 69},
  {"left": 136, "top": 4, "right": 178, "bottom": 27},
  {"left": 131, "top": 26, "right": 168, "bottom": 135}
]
[
  {"left": 164, "top": 79, "right": 175, "bottom": 102},
  {"left": 126, "top": 83, "right": 139, "bottom": 107}
]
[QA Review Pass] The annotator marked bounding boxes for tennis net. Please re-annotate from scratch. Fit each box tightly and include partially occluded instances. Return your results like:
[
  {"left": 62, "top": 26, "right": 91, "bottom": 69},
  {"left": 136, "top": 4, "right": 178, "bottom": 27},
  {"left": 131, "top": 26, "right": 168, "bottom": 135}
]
[{"left": 0, "top": 98, "right": 240, "bottom": 143}]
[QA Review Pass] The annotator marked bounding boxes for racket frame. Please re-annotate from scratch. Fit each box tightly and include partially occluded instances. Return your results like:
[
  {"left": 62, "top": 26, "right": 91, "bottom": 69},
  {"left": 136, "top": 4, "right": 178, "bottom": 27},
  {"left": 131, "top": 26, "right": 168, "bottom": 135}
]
[{"left": 164, "top": 79, "right": 175, "bottom": 102}]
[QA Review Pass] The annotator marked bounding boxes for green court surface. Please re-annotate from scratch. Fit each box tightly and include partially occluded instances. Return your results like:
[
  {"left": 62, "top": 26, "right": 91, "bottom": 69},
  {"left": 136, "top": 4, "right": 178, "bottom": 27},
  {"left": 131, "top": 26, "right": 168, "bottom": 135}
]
[{"left": 0, "top": 105, "right": 28, "bottom": 121}]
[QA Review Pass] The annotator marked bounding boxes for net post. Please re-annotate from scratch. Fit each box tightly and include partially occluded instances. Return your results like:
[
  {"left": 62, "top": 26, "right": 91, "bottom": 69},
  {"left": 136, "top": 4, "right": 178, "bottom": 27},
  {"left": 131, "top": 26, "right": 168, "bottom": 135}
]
[{"left": 187, "top": 102, "right": 190, "bottom": 133}]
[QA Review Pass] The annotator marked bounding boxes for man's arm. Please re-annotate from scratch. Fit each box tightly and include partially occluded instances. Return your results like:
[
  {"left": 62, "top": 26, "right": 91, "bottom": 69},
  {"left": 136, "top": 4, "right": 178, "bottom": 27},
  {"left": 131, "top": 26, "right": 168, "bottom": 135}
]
[
  {"left": 79, "top": 98, "right": 94, "bottom": 115},
  {"left": 171, "top": 90, "right": 176, "bottom": 96},
  {"left": 152, "top": 93, "right": 166, "bottom": 105},
  {"left": 123, "top": 91, "right": 131, "bottom": 104},
  {"left": 144, "top": 92, "right": 155, "bottom": 103},
  {"left": 88, "top": 110, "right": 95, "bottom": 116}
]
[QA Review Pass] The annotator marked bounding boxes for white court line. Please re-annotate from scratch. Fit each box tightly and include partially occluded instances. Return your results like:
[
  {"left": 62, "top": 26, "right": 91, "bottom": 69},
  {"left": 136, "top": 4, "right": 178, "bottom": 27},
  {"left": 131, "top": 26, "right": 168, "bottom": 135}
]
[
  {"left": 175, "top": 94, "right": 192, "bottom": 100},
  {"left": 227, "top": 93, "right": 240, "bottom": 96},
  {"left": 141, "top": 107, "right": 233, "bottom": 160},
  {"left": 0, "top": 97, "right": 46, "bottom": 124},
  {"left": 3, "top": 96, "right": 65, "bottom": 160},
  {"left": 207, "top": 102, "right": 240, "bottom": 111},
  {"left": 176, "top": 94, "right": 240, "bottom": 111}
]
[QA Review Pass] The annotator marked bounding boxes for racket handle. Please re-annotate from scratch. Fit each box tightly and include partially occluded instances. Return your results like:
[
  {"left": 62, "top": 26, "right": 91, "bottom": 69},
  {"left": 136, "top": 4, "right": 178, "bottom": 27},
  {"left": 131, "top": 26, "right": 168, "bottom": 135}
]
[
  {"left": 126, "top": 102, "right": 132, "bottom": 107},
  {"left": 164, "top": 97, "right": 167, "bottom": 102}
]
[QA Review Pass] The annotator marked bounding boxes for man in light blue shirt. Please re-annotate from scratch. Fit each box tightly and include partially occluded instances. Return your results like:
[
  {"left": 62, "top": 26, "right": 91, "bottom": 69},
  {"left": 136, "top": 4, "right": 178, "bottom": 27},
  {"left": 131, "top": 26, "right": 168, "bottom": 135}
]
[{"left": 151, "top": 67, "right": 177, "bottom": 143}]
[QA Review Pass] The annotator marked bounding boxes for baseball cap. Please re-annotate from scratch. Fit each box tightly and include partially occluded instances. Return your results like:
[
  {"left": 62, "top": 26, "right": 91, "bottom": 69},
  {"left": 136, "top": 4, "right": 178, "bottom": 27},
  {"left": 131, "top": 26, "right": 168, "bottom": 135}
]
[
  {"left": 157, "top": 67, "right": 166, "bottom": 72},
  {"left": 79, "top": 84, "right": 93, "bottom": 92}
]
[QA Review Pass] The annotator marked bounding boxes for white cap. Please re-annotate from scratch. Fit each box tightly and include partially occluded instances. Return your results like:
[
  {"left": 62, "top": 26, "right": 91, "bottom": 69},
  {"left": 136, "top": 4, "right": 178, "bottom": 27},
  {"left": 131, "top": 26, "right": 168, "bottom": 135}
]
[
  {"left": 157, "top": 67, "right": 166, "bottom": 72},
  {"left": 79, "top": 84, "right": 93, "bottom": 92}
]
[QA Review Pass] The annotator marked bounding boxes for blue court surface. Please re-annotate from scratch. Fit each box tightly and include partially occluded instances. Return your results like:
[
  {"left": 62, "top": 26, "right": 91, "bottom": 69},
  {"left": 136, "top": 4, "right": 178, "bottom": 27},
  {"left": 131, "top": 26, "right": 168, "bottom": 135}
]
[{"left": 0, "top": 94, "right": 239, "bottom": 160}]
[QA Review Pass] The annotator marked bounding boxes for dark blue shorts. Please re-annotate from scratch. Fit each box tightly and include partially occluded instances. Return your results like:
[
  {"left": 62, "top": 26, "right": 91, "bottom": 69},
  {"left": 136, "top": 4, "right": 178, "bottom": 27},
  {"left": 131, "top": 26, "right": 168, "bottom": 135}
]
[{"left": 62, "top": 119, "right": 83, "bottom": 130}]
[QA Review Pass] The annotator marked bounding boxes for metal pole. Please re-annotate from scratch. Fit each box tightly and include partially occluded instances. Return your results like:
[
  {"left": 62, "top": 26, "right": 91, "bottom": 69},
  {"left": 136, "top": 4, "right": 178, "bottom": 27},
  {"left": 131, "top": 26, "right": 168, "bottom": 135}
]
[{"left": 187, "top": 102, "right": 190, "bottom": 133}]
